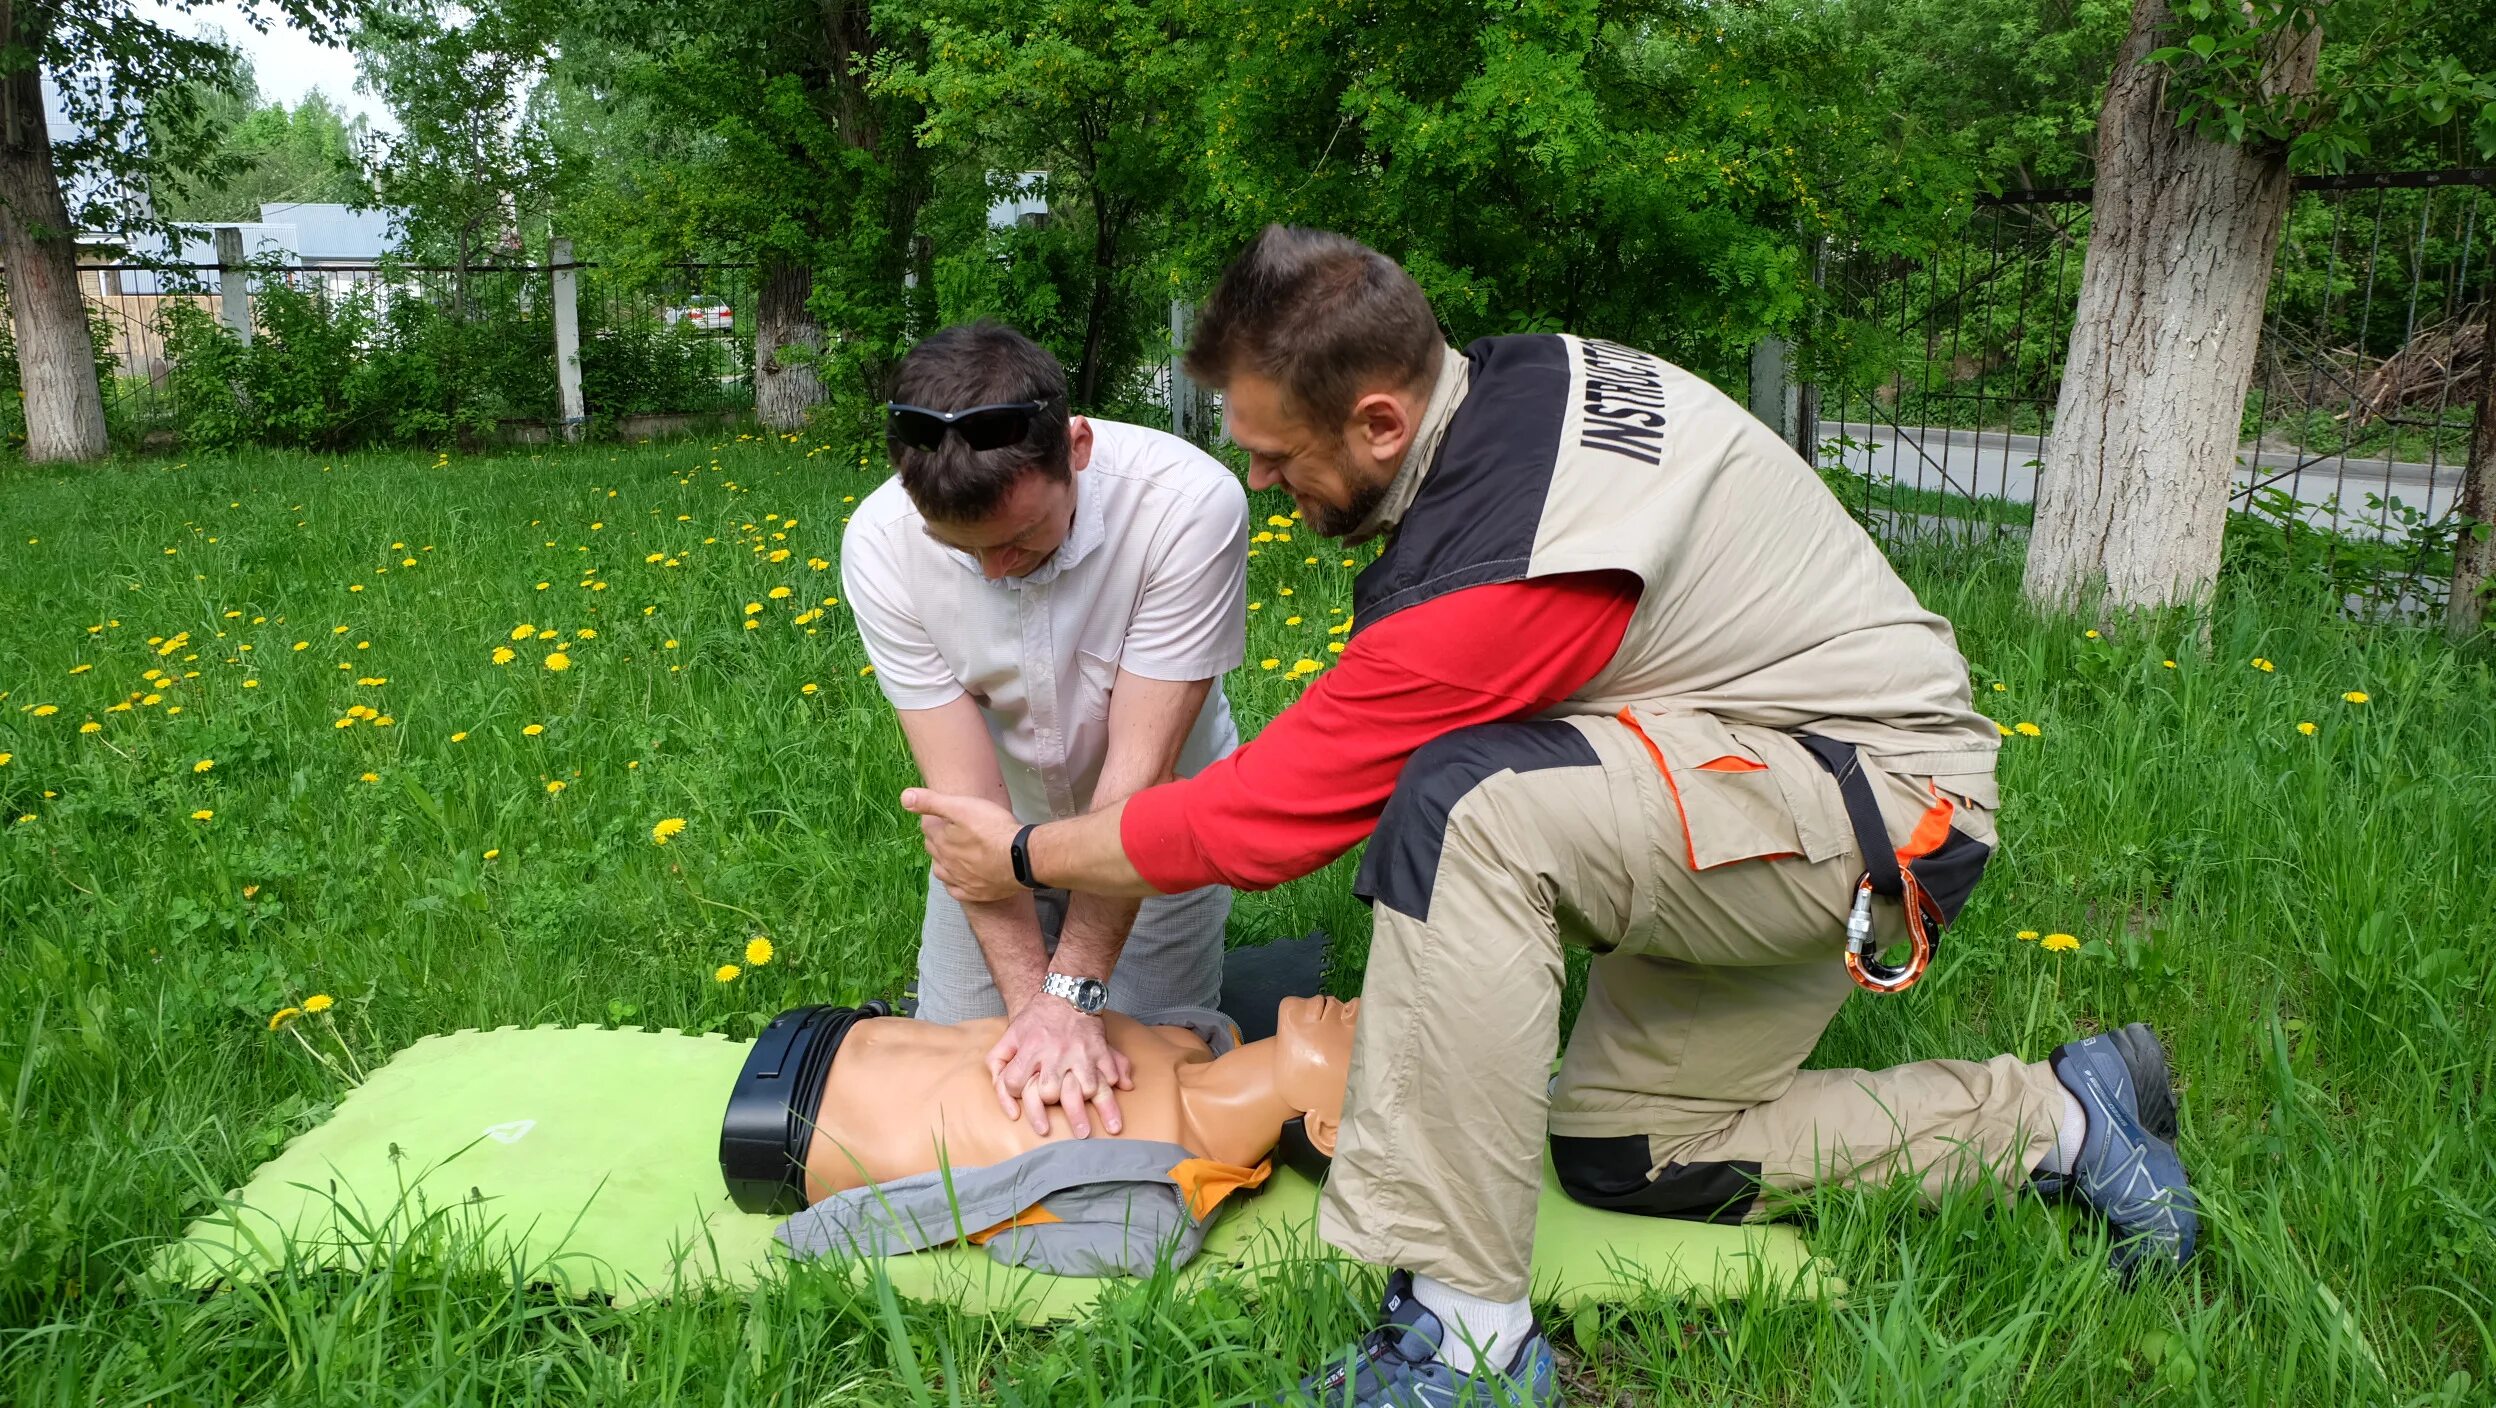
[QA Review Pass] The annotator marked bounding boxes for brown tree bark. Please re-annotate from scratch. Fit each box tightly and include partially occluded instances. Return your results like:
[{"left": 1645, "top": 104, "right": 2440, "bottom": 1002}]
[
  {"left": 0, "top": 27, "right": 109, "bottom": 462},
  {"left": 2023, "top": 0, "right": 2322, "bottom": 612},
  {"left": 2449, "top": 309, "right": 2496, "bottom": 639},
  {"left": 753, "top": 256, "right": 824, "bottom": 432}
]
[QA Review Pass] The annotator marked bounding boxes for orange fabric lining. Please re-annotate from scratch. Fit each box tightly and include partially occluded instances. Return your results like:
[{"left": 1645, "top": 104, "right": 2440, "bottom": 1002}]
[
  {"left": 1695, "top": 755, "right": 1769, "bottom": 774},
  {"left": 966, "top": 1204, "right": 1062, "bottom": 1246},
  {"left": 1898, "top": 784, "right": 1955, "bottom": 863},
  {"left": 1168, "top": 1156, "right": 1273, "bottom": 1221},
  {"left": 1615, "top": 708, "right": 1698, "bottom": 870}
]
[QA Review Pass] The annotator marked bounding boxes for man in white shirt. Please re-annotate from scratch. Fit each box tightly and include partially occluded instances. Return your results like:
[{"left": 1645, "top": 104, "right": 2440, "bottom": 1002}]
[{"left": 841, "top": 321, "right": 1248, "bottom": 1137}]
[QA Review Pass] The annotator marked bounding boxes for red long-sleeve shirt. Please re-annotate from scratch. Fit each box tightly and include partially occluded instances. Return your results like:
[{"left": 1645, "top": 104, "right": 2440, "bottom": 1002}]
[{"left": 1120, "top": 571, "right": 1640, "bottom": 893}]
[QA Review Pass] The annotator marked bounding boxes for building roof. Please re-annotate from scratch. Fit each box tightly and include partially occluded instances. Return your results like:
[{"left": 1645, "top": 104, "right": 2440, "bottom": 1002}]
[{"left": 259, "top": 203, "right": 400, "bottom": 261}]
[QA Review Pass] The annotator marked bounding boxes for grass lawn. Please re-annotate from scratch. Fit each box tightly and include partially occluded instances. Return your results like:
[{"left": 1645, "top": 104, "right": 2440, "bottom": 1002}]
[{"left": 1, "top": 435, "right": 2490, "bottom": 1405}]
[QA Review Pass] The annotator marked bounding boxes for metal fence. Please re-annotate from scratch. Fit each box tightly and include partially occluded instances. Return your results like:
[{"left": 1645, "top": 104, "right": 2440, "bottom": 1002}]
[
  {"left": 1810, "top": 168, "right": 2495, "bottom": 601},
  {"left": 74, "top": 258, "right": 759, "bottom": 443}
]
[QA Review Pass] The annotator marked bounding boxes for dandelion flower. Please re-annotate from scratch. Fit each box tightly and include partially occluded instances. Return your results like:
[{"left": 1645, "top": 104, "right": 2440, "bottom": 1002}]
[
  {"left": 484, "top": 848, "right": 500, "bottom": 860},
  {"left": 269, "top": 1007, "right": 302, "bottom": 1030},
  {"left": 859, "top": 664, "right": 875, "bottom": 676},
  {"left": 523, "top": 723, "right": 545, "bottom": 736},
  {"left": 545, "top": 779, "right": 566, "bottom": 794},
  {"left": 1995, "top": 721, "right": 2012, "bottom": 736},
  {"left": 2298, "top": 721, "right": 2317, "bottom": 736},
  {"left": 32, "top": 704, "right": 58, "bottom": 717},
  {"left": 715, "top": 964, "right": 742, "bottom": 983},
  {"left": 768, "top": 585, "right": 792, "bottom": 600},
  {"left": 193, "top": 759, "right": 214, "bottom": 773},
  {"left": 652, "top": 816, "right": 687, "bottom": 845},
  {"left": 1285, "top": 616, "right": 1303, "bottom": 625},
  {"left": 1260, "top": 658, "right": 1280, "bottom": 670},
  {"left": 2342, "top": 690, "right": 2369, "bottom": 704},
  {"left": 2014, "top": 722, "right": 2042, "bottom": 737},
  {"left": 1990, "top": 682, "right": 2007, "bottom": 692},
  {"left": 451, "top": 731, "right": 469, "bottom": 742},
  {"left": 2016, "top": 930, "right": 2040, "bottom": 941},
  {"left": 79, "top": 721, "right": 101, "bottom": 734},
  {"left": 294, "top": 641, "right": 309, "bottom": 651},
  {"left": 356, "top": 676, "right": 387, "bottom": 687},
  {"left": 0, "top": 753, "right": 11, "bottom": 767},
  {"left": 511, "top": 623, "right": 535, "bottom": 641},
  {"left": 304, "top": 994, "right": 334, "bottom": 1014},
  {"left": 191, "top": 808, "right": 213, "bottom": 821},
  {"left": 2252, "top": 658, "right": 2275, "bottom": 672},
  {"left": 361, "top": 772, "right": 379, "bottom": 784},
  {"left": 68, "top": 663, "right": 91, "bottom": 675},
  {"left": 492, "top": 646, "right": 516, "bottom": 665},
  {"left": 800, "top": 682, "right": 819, "bottom": 695},
  {"left": 2084, "top": 629, "right": 2100, "bottom": 640},
  {"left": 745, "top": 936, "right": 774, "bottom": 966},
  {"left": 2041, "top": 933, "right": 2080, "bottom": 952},
  {"left": 2162, "top": 660, "right": 2176, "bottom": 669},
  {"left": 242, "top": 679, "right": 259, "bottom": 688},
  {"left": 544, "top": 651, "right": 571, "bottom": 672}
]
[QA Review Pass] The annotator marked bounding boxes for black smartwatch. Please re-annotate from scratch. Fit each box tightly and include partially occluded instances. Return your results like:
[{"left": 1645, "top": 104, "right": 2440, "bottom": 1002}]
[{"left": 1009, "top": 823, "right": 1044, "bottom": 890}]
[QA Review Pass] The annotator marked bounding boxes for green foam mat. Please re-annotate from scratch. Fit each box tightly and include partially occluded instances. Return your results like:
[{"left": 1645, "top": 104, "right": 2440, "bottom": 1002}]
[{"left": 156, "top": 1025, "right": 1823, "bottom": 1319}]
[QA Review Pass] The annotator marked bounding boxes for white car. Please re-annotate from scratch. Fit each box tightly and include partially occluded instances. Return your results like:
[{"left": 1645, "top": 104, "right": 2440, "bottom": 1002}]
[{"left": 664, "top": 297, "right": 734, "bottom": 331}]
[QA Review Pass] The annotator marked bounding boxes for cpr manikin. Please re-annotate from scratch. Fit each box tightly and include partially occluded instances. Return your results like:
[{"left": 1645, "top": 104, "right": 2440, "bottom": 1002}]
[{"left": 720, "top": 997, "right": 1359, "bottom": 1276}]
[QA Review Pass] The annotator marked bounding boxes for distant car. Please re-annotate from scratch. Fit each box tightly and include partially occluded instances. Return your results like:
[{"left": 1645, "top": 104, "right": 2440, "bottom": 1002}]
[{"left": 664, "top": 297, "right": 734, "bottom": 331}]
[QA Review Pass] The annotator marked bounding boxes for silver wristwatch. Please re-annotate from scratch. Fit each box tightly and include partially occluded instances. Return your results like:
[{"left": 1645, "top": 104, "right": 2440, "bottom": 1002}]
[{"left": 1040, "top": 972, "right": 1109, "bottom": 1015}]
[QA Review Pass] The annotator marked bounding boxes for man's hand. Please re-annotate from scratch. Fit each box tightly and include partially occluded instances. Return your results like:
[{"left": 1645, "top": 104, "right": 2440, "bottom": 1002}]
[
  {"left": 902, "top": 788, "right": 1024, "bottom": 904},
  {"left": 986, "top": 996, "right": 1133, "bottom": 1138}
]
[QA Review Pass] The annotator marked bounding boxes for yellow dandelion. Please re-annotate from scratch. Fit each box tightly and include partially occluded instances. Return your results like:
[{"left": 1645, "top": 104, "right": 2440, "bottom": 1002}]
[
  {"left": 194, "top": 759, "right": 215, "bottom": 773},
  {"left": 492, "top": 646, "right": 516, "bottom": 665},
  {"left": 2041, "top": 933, "right": 2080, "bottom": 952},
  {"left": 801, "top": 682, "right": 819, "bottom": 695},
  {"left": 768, "top": 585, "right": 792, "bottom": 600},
  {"left": 191, "top": 808, "right": 214, "bottom": 821},
  {"left": 545, "top": 779, "right": 567, "bottom": 794},
  {"left": 522, "top": 723, "right": 545, "bottom": 736},
  {"left": 576, "top": 628, "right": 597, "bottom": 640},
  {"left": 1260, "top": 658, "right": 1280, "bottom": 670},
  {"left": 361, "top": 772, "right": 379, "bottom": 783},
  {"left": 304, "top": 994, "right": 334, "bottom": 1014},
  {"left": 511, "top": 623, "right": 535, "bottom": 641},
  {"left": 242, "top": 679, "right": 258, "bottom": 688},
  {"left": 68, "top": 663, "right": 92, "bottom": 675},
  {"left": 356, "top": 676, "right": 387, "bottom": 686},
  {"left": 2342, "top": 691, "right": 2369, "bottom": 704},
  {"left": 2298, "top": 721, "right": 2317, "bottom": 736},
  {"left": 1285, "top": 615, "right": 1303, "bottom": 625},
  {"left": 484, "top": 848, "right": 501, "bottom": 860},
  {"left": 664, "top": 639, "right": 679, "bottom": 650},
  {"left": 544, "top": 651, "right": 572, "bottom": 672},
  {"left": 2084, "top": 629, "right": 2100, "bottom": 640},
  {"left": 2014, "top": 722, "right": 2041, "bottom": 737},
  {"left": 450, "top": 731, "right": 469, "bottom": 742},
  {"left": 32, "top": 704, "right": 58, "bottom": 717},
  {"left": 269, "top": 1007, "right": 303, "bottom": 1030},
  {"left": 536, "top": 628, "right": 558, "bottom": 641},
  {"left": 715, "top": 964, "right": 742, "bottom": 983},
  {"left": 2162, "top": 660, "right": 2177, "bottom": 669},
  {"left": 2252, "top": 658, "right": 2275, "bottom": 672},
  {"left": 859, "top": 664, "right": 875, "bottom": 676},
  {"left": 79, "top": 721, "right": 101, "bottom": 734},
  {"left": 1995, "top": 721, "right": 2012, "bottom": 736},
  {"left": 294, "top": 641, "right": 309, "bottom": 651},
  {"left": 653, "top": 816, "right": 687, "bottom": 844},
  {"left": 0, "top": 753, "right": 11, "bottom": 766},
  {"left": 743, "top": 602, "right": 762, "bottom": 616},
  {"left": 2016, "top": 930, "right": 2040, "bottom": 941},
  {"left": 745, "top": 936, "right": 774, "bottom": 966}
]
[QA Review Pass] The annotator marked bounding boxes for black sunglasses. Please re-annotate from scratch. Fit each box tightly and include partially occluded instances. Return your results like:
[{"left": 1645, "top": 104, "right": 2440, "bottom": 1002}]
[{"left": 885, "top": 399, "right": 1057, "bottom": 453}]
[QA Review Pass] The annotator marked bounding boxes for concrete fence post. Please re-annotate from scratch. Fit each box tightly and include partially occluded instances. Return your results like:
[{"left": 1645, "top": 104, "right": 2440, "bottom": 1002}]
[
  {"left": 1169, "top": 298, "right": 1201, "bottom": 443},
  {"left": 550, "top": 238, "right": 585, "bottom": 443},
  {"left": 1749, "top": 336, "right": 1795, "bottom": 448},
  {"left": 214, "top": 227, "right": 251, "bottom": 347}
]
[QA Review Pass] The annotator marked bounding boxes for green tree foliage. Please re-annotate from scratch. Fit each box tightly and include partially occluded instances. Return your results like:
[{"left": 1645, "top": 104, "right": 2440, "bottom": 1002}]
[{"left": 150, "top": 83, "right": 372, "bottom": 223}]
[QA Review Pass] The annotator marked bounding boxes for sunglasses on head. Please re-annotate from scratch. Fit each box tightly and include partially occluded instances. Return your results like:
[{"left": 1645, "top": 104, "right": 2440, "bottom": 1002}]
[{"left": 885, "top": 399, "right": 1057, "bottom": 453}]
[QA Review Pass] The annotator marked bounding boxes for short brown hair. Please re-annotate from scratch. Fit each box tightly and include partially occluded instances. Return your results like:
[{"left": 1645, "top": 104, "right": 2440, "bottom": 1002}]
[
  {"left": 1183, "top": 226, "right": 1444, "bottom": 427},
  {"left": 886, "top": 321, "right": 1070, "bottom": 523}
]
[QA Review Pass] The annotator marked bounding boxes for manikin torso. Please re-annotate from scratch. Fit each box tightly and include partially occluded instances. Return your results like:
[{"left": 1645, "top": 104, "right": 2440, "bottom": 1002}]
[{"left": 800, "top": 1008, "right": 1332, "bottom": 1205}]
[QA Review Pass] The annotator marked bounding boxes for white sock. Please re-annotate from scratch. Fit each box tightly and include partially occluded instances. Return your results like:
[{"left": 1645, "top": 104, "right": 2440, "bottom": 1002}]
[
  {"left": 1409, "top": 1273, "right": 1533, "bottom": 1375},
  {"left": 2034, "top": 1087, "right": 2089, "bottom": 1176}
]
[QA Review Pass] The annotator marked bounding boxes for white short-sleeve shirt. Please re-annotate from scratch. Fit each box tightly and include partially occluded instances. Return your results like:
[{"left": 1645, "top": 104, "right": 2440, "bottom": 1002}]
[{"left": 841, "top": 418, "right": 1248, "bottom": 824}]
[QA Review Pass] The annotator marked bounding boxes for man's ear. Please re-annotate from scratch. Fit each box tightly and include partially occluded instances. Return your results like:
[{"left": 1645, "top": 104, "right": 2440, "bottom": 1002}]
[
  {"left": 1067, "top": 415, "right": 1094, "bottom": 473},
  {"left": 1302, "top": 1111, "right": 1340, "bottom": 1157},
  {"left": 1345, "top": 390, "right": 1416, "bottom": 473}
]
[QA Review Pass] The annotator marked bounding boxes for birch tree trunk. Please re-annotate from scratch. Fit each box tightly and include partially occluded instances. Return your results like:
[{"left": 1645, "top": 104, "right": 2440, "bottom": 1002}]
[
  {"left": 752, "top": 257, "right": 824, "bottom": 432},
  {"left": 2448, "top": 312, "right": 2496, "bottom": 639},
  {"left": 2023, "top": 0, "right": 2322, "bottom": 612},
  {"left": 0, "top": 41, "right": 109, "bottom": 462}
]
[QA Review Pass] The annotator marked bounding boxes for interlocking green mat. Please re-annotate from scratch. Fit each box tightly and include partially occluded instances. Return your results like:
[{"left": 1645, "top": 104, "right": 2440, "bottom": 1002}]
[{"left": 154, "top": 1024, "right": 1824, "bottom": 1321}]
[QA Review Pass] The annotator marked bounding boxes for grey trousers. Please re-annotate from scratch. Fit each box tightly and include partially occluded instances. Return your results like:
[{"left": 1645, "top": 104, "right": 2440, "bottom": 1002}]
[{"left": 910, "top": 869, "right": 1232, "bottom": 1024}]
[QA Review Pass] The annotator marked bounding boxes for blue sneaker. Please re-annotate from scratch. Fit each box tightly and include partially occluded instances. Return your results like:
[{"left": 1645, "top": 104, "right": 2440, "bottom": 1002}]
[
  {"left": 2050, "top": 1030, "right": 2199, "bottom": 1276},
  {"left": 1275, "top": 1270, "right": 1560, "bottom": 1407},
  {"left": 2033, "top": 1022, "right": 2178, "bottom": 1199}
]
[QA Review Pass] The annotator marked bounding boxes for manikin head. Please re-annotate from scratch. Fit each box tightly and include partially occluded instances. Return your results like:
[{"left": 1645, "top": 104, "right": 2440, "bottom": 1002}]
[
  {"left": 888, "top": 321, "right": 1094, "bottom": 580},
  {"left": 1184, "top": 226, "right": 1446, "bottom": 538},
  {"left": 1268, "top": 994, "right": 1360, "bottom": 1155}
]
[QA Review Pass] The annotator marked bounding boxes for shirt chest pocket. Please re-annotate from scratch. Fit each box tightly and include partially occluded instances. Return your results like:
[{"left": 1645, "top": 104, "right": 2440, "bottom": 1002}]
[
  {"left": 1617, "top": 706, "right": 1850, "bottom": 870},
  {"left": 1073, "top": 647, "right": 1122, "bottom": 723}
]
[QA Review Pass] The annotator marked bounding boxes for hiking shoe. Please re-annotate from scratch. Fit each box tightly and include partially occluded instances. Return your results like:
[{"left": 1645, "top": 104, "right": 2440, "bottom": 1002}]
[
  {"left": 2034, "top": 1021, "right": 2178, "bottom": 1199},
  {"left": 1274, "top": 1270, "right": 1559, "bottom": 1407},
  {"left": 2050, "top": 1030, "right": 2199, "bottom": 1277}
]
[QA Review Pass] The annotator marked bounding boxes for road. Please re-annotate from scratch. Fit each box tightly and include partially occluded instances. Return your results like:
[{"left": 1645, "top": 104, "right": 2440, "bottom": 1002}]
[{"left": 1818, "top": 421, "right": 2465, "bottom": 537}]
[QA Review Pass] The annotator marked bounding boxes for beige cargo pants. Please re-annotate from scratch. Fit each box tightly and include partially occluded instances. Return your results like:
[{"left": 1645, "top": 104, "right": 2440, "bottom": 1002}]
[{"left": 1319, "top": 706, "right": 2068, "bottom": 1301}]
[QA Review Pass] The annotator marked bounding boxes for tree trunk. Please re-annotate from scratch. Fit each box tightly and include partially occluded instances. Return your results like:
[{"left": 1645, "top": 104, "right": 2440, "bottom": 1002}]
[
  {"left": 0, "top": 44, "right": 109, "bottom": 462},
  {"left": 753, "top": 257, "right": 824, "bottom": 432},
  {"left": 2022, "top": 0, "right": 2321, "bottom": 612},
  {"left": 2449, "top": 309, "right": 2496, "bottom": 639},
  {"left": 1075, "top": 206, "right": 1121, "bottom": 408}
]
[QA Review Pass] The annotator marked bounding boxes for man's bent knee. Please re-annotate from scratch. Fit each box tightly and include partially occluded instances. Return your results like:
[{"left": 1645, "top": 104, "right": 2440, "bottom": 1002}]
[
  {"left": 1548, "top": 1132, "right": 1762, "bottom": 1224},
  {"left": 1353, "top": 721, "right": 1599, "bottom": 921}
]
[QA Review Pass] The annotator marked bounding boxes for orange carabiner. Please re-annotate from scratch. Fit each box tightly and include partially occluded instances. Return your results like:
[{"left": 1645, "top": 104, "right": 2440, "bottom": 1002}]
[{"left": 1841, "top": 873, "right": 1936, "bottom": 994}]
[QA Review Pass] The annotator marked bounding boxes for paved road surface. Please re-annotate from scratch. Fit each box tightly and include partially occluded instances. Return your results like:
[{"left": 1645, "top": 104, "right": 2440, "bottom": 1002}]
[{"left": 1819, "top": 421, "right": 2465, "bottom": 537}]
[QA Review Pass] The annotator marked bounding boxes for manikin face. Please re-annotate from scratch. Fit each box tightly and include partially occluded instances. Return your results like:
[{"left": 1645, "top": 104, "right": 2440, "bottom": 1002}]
[
  {"left": 1222, "top": 372, "right": 1424, "bottom": 539},
  {"left": 919, "top": 417, "right": 1095, "bottom": 580},
  {"left": 1271, "top": 994, "right": 1360, "bottom": 1154}
]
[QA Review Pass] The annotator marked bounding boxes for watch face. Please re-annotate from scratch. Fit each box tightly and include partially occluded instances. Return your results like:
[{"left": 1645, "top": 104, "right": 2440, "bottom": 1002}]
[{"left": 1073, "top": 978, "right": 1107, "bottom": 1012}]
